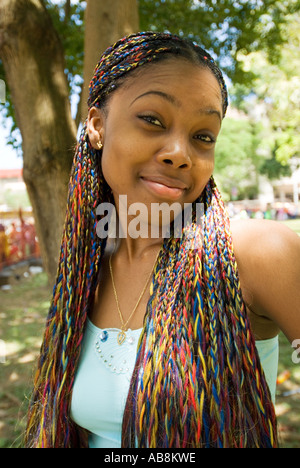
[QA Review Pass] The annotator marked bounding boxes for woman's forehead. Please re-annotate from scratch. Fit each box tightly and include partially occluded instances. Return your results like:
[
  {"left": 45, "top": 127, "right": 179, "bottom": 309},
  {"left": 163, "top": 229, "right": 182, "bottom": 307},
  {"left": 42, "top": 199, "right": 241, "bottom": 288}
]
[
  {"left": 120, "top": 57, "right": 216, "bottom": 86},
  {"left": 110, "top": 58, "right": 223, "bottom": 112}
]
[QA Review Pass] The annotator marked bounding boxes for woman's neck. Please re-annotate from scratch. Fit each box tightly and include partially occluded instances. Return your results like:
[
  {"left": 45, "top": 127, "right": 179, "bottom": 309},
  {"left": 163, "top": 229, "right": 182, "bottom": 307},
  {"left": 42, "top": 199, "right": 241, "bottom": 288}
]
[{"left": 108, "top": 236, "right": 163, "bottom": 264}]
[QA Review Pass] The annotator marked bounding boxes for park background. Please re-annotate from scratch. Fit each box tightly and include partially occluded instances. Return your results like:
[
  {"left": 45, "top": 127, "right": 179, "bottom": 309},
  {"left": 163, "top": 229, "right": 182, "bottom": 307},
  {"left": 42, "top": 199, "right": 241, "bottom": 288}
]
[{"left": 0, "top": 0, "right": 299, "bottom": 448}]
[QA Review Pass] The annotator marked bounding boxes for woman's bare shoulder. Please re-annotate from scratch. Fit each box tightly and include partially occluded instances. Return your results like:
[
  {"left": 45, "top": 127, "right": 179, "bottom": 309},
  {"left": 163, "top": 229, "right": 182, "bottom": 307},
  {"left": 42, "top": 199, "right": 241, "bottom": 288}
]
[
  {"left": 230, "top": 218, "right": 300, "bottom": 266},
  {"left": 230, "top": 217, "right": 299, "bottom": 244},
  {"left": 230, "top": 218, "right": 300, "bottom": 343}
]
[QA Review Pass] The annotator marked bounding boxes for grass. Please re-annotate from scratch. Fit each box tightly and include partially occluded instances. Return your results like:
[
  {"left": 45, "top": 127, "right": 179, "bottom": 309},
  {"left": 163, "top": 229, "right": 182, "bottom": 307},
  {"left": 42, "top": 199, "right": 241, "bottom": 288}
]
[
  {"left": 0, "top": 219, "right": 299, "bottom": 448},
  {"left": 282, "top": 218, "right": 300, "bottom": 236},
  {"left": 276, "top": 334, "right": 300, "bottom": 448},
  {"left": 0, "top": 273, "right": 51, "bottom": 448}
]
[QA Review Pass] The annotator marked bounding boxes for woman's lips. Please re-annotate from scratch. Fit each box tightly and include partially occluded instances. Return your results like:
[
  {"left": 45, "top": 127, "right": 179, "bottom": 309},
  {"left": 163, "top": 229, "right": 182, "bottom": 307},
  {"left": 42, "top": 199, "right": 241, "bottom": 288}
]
[{"left": 141, "top": 176, "right": 186, "bottom": 200}]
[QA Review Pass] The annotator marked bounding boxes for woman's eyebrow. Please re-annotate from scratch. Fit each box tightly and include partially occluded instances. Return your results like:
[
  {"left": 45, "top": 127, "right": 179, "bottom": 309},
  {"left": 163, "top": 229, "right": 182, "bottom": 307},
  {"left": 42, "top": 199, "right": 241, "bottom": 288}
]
[
  {"left": 131, "top": 90, "right": 222, "bottom": 123},
  {"left": 199, "top": 108, "right": 222, "bottom": 123},
  {"left": 130, "top": 90, "right": 181, "bottom": 107}
]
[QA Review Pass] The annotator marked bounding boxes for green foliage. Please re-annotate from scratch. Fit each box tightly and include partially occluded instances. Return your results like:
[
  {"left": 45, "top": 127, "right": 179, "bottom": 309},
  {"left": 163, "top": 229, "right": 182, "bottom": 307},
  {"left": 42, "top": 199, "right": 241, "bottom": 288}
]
[
  {"left": 43, "top": 0, "right": 298, "bottom": 91},
  {"left": 214, "top": 118, "right": 262, "bottom": 200},
  {"left": 230, "top": 13, "right": 300, "bottom": 165},
  {"left": 260, "top": 153, "right": 292, "bottom": 180},
  {"left": 139, "top": 0, "right": 299, "bottom": 83},
  {"left": 43, "top": 0, "right": 86, "bottom": 93}
]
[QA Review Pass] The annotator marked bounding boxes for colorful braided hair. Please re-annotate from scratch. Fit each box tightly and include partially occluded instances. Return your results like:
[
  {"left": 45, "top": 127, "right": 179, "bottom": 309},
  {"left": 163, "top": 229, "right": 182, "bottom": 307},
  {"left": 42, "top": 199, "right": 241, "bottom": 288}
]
[{"left": 25, "top": 31, "right": 278, "bottom": 448}]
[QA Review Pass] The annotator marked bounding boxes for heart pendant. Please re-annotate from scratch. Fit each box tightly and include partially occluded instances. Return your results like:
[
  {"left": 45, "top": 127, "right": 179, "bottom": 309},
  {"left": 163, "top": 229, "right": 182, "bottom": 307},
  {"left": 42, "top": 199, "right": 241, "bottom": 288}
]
[{"left": 117, "top": 330, "right": 126, "bottom": 346}]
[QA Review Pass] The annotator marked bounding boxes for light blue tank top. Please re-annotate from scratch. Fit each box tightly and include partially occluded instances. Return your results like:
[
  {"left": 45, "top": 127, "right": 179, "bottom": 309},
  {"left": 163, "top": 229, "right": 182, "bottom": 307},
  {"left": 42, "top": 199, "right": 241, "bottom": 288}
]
[{"left": 70, "top": 319, "right": 279, "bottom": 448}]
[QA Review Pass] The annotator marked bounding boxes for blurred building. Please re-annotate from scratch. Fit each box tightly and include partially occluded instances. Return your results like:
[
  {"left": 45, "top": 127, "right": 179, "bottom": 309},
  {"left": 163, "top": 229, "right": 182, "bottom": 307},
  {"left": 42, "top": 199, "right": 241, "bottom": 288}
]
[
  {"left": 0, "top": 169, "right": 31, "bottom": 218},
  {"left": 259, "top": 158, "right": 300, "bottom": 206}
]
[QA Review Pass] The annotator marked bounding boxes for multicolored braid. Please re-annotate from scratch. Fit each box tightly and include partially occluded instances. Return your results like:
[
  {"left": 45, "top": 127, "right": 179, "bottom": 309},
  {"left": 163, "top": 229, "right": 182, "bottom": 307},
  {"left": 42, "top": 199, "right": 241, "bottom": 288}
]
[
  {"left": 122, "top": 180, "right": 277, "bottom": 448},
  {"left": 24, "top": 32, "right": 277, "bottom": 448}
]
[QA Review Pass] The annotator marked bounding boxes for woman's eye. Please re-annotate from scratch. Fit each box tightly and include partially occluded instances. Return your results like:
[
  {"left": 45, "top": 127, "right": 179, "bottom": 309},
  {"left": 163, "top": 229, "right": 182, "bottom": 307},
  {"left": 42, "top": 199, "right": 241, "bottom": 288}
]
[
  {"left": 139, "top": 115, "right": 164, "bottom": 128},
  {"left": 195, "top": 134, "right": 216, "bottom": 144}
]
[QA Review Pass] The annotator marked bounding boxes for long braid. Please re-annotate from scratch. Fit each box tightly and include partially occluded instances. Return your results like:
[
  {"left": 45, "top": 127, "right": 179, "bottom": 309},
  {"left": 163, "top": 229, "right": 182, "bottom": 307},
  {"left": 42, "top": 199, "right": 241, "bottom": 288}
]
[
  {"left": 210, "top": 180, "right": 275, "bottom": 447},
  {"left": 25, "top": 127, "right": 110, "bottom": 447},
  {"left": 25, "top": 32, "right": 277, "bottom": 448},
  {"left": 122, "top": 178, "right": 277, "bottom": 448}
]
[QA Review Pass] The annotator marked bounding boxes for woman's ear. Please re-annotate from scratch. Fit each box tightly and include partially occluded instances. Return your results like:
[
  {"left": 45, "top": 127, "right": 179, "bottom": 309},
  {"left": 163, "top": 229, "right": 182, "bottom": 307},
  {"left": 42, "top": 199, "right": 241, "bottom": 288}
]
[{"left": 87, "top": 107, "right": 105, "bottom": 149}]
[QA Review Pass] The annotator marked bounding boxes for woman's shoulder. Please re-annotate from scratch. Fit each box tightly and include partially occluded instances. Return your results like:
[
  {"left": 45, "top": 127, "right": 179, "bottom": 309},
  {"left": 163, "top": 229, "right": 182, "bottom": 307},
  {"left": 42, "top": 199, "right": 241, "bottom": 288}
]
[
  {"left": 230, "top": 217, "right": 299, "bottom": 248},
  {"left": 230, "top": 218, "right": 300, "bottom": 269},
  {"left": 230, "top": 218, "right": 300, "bottom": 342}
]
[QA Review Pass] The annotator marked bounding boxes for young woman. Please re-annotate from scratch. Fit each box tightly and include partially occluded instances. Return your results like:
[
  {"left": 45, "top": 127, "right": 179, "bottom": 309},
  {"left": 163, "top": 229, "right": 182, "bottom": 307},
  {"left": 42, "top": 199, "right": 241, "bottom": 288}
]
[{"left": 25, "top": 32, "right": 300, "bottom": 448}]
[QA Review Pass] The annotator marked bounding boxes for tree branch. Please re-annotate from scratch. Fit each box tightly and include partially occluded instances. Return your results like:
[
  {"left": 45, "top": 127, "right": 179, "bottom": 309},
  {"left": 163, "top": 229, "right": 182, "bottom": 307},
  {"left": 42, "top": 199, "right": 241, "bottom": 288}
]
[{"left": 64, "top": 0, "right": 71, "bottom": 25}]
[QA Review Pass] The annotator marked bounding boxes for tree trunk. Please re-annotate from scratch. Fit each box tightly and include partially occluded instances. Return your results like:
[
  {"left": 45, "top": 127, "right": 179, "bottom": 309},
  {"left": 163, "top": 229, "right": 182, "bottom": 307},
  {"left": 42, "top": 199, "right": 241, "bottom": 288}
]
[
  {"left": 81, "top": 0, "right": 140, "bottom": 119},
  {"left": 0, "top": 0, "right": 77, "bottom": 285}
]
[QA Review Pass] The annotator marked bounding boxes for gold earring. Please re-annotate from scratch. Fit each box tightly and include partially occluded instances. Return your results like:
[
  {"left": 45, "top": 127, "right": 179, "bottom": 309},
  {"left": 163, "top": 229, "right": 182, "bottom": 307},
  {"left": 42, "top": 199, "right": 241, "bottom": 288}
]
[{"left": 97, "top": 141, "right": 103, "bottom": 150}]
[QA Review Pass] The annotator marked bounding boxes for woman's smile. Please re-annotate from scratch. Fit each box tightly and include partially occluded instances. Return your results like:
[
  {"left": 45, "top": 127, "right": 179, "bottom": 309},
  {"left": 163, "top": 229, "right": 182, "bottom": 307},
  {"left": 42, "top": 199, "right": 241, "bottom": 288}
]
[{"left": 140, "top": 174, "right": 188, "bottom": 201}]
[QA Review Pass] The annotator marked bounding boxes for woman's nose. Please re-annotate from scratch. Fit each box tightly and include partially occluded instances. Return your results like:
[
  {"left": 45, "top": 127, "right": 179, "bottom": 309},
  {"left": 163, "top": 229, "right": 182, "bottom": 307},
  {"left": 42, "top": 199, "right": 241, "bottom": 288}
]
[{"left": 156, "top": 137, "right": 192, "bottom": 170}]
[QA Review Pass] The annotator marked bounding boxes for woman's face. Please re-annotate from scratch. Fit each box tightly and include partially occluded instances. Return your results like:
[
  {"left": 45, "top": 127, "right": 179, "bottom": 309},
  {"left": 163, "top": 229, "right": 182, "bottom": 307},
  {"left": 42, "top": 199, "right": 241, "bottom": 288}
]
[{"left": 89, "top": 58, "right": 223, "bottom": 226}]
